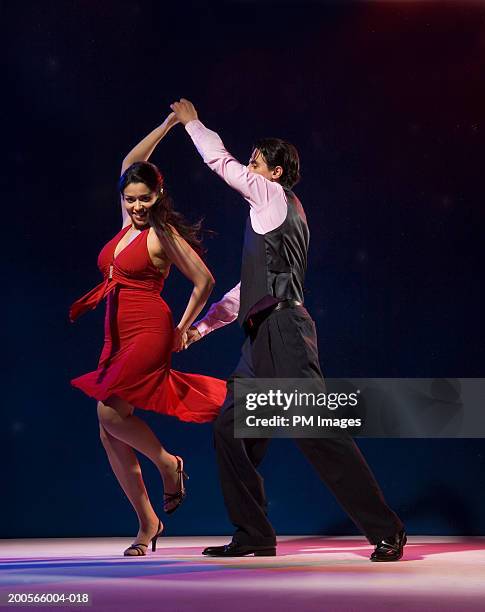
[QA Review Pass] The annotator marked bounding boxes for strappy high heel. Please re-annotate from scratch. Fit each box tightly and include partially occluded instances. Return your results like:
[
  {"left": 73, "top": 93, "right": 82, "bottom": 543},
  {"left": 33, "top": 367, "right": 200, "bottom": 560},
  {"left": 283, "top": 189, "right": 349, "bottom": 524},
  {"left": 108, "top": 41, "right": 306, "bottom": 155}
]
[
  {"left": 123, "top": 518, "right": 163, "bottom": 556},
  {"left": 163, "top": 456, "right": 189, "bottom": 515}
]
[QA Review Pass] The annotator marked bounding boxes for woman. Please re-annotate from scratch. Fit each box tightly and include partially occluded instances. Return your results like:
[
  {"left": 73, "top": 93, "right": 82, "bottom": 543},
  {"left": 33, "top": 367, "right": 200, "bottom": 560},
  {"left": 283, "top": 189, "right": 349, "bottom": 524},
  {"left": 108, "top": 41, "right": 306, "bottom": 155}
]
[{"left": 70, "top": 111, "right": 227, "bottom": 556}]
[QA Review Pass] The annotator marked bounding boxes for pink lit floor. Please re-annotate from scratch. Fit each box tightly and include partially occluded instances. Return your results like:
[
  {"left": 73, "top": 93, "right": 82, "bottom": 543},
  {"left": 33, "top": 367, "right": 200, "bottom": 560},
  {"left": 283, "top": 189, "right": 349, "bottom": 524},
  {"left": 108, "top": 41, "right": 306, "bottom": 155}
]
[{"left": 1, "top": 536, "right": 484, "bottom": 611}]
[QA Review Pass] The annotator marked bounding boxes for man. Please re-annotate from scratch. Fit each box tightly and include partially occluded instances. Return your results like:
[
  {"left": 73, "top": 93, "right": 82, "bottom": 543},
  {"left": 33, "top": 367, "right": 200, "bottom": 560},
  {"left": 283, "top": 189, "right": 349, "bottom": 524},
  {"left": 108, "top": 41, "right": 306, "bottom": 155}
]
[{"left": 170, "top": 98, "right": 406, "bottom": 561}]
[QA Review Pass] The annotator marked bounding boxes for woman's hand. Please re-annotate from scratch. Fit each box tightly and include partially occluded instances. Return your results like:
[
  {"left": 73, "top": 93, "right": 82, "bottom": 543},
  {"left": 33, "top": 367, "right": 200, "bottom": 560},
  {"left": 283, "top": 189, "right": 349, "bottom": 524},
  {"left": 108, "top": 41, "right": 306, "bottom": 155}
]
[
  {"left": 172, "top": 325, "right": 187, "bottom": 352},
  {"left": 162, "top": 111, "right": 180, "bottom": 132}
]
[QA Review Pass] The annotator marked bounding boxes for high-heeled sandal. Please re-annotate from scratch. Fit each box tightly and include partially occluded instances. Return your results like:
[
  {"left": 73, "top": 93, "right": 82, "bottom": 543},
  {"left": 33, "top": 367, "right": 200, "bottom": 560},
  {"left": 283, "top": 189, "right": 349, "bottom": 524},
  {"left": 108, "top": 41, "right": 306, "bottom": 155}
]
[
  {"left": 123, "top": 518, "right": 163, "bottom": 556},
  {"left": 163, "top": 456, "right": 189, "bottom": 515}
]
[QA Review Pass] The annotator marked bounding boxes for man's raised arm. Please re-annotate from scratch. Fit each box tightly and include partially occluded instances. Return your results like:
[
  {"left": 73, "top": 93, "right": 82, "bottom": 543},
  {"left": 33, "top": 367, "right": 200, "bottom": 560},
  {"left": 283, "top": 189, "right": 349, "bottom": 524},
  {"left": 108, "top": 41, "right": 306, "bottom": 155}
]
[{"left": 170, "top": 98, "right": 285, "bottom": 215}]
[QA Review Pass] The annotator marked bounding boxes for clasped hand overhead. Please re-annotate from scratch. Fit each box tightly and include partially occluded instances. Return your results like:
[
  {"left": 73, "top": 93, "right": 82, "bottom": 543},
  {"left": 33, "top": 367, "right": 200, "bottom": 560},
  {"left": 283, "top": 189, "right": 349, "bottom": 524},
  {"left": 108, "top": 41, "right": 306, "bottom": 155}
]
[{"left": 170, "top": 98, "right": 199, "bottom": 126}]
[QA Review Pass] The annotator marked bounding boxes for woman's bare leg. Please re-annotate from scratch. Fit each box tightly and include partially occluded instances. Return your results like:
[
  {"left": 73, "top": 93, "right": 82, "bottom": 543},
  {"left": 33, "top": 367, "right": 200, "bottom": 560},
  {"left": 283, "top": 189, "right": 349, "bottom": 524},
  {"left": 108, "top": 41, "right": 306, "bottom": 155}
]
[
  {"left": 97, "top": 396, "right": 181, "bottom": 513},
  {"left": 98, "top": 421, "right": 160, "bottom": 545}
]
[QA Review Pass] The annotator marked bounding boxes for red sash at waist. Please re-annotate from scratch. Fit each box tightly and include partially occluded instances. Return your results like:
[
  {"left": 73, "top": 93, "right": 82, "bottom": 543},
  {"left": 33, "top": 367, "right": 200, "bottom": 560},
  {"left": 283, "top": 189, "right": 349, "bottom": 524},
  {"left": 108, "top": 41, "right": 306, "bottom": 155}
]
[
  {"left": 69, "top": 278, "right": 115, "bottom": 323},
  {"left": 70, "top": 272, "right": 165, "bottom": 322}
]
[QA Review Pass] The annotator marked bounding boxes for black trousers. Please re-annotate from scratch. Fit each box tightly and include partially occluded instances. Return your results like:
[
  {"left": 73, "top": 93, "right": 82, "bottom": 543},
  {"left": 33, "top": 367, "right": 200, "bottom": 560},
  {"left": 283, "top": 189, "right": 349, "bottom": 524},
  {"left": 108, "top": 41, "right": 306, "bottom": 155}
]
[{"left": 213, "top": 305, "right": 404, "bottom": 547}]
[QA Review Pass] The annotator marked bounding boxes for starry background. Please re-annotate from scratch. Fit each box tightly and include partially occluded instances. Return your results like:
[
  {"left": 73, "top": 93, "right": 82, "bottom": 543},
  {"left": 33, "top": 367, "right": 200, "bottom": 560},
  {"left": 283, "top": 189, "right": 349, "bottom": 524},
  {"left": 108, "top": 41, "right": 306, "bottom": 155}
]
[{"left": 3, "top": 0, "right": 485, "bottom": 538}]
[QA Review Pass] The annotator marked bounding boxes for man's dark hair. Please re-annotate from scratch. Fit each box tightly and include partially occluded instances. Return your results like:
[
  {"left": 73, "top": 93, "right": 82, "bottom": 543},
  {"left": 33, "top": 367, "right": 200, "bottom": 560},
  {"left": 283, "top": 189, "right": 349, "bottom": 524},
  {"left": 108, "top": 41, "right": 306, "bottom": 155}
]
[{"left": 253, "top": 138, "right": 301, "bottom": 189}]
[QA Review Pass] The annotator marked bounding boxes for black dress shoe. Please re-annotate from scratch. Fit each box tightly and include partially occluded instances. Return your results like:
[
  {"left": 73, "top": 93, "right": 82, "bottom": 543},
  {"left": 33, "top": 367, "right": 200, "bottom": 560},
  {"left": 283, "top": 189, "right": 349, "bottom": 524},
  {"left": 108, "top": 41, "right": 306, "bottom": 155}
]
[
  {"left": 202, "top": 541, "right": 276, "bottom": 557},
  {"left": 370, "top": 529, "right": 407, "bottom": 562}
]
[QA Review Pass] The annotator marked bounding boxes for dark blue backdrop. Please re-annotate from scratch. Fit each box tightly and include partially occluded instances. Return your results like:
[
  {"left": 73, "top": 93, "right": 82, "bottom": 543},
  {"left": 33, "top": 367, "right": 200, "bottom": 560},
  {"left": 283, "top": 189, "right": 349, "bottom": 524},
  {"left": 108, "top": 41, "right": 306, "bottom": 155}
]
[{"left": 4, "top": 0, "right": 484, "bottom": 538}]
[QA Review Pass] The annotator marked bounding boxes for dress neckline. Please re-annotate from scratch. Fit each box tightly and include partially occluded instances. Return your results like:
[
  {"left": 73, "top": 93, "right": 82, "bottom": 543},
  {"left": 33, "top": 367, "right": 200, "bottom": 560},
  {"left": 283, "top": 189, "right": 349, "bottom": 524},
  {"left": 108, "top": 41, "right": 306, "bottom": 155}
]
[{"left": 113, "top": 225, "right": 146, "bottom": 261}]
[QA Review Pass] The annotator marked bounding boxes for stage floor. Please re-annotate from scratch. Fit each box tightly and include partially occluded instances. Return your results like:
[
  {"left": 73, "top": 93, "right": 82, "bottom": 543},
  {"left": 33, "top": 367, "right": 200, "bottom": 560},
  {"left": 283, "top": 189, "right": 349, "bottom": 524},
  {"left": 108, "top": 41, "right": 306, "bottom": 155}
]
[{"left": 1, "top": 536, "right": 484, "bottom": 611}]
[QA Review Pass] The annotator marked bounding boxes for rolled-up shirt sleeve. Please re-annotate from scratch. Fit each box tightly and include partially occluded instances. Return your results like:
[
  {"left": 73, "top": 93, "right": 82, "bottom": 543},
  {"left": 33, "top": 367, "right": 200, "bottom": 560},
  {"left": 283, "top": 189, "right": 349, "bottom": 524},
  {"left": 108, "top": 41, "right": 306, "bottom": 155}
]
[
  {"left": 193, "top": 282, "right": 241, "bottom": 338},
  {"left": 185, "top": 120, "right": 287, "bottom": 231}
]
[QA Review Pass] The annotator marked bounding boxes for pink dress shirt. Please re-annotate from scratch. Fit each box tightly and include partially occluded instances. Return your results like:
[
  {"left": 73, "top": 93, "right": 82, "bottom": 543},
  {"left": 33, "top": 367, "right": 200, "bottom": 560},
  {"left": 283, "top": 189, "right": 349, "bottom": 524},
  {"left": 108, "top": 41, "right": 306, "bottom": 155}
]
[{"left": 185, "top": 119, "right": 290, "bottom": 337}]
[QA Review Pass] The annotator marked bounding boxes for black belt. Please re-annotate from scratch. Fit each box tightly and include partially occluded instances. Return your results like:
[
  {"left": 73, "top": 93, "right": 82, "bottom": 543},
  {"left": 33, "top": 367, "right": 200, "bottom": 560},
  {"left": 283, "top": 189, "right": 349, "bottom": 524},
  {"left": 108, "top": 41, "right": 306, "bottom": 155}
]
[{"left": 243, "top": 299, "right": 303, "bottom": 334}]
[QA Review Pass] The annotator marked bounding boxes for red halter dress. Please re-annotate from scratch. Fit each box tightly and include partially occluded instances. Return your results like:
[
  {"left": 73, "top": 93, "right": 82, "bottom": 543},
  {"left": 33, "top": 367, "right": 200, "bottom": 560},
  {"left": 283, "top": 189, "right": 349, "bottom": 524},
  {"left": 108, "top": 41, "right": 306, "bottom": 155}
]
[{"left": 69, "top": 225, "right": 227, "bottom": 423}]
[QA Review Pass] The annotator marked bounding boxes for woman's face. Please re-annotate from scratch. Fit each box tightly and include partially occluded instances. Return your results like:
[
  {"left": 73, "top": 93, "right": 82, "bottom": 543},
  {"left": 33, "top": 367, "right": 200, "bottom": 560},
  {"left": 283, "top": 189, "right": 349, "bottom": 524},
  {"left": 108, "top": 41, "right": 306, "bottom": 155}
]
[{"left": 122, "top": 182, "right": 159, "bottom": 229}]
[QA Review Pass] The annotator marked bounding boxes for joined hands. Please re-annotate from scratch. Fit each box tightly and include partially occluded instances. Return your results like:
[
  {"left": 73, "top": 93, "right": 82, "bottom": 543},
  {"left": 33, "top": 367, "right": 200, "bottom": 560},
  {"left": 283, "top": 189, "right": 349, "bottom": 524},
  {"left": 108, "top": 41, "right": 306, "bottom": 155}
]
[
  {"left": 170, "top": 98, "right": 198, "bottom": 126},
  {"left": 172, "top": 325, "right": 202, "bottom": 352}
]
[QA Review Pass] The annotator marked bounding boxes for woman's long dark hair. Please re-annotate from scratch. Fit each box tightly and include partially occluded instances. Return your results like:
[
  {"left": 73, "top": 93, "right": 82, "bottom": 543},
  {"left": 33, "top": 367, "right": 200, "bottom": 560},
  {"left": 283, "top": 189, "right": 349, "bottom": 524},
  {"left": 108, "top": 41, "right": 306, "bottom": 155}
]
[{"left": 119, "top": 161, "right": 206, "bottom": 255}]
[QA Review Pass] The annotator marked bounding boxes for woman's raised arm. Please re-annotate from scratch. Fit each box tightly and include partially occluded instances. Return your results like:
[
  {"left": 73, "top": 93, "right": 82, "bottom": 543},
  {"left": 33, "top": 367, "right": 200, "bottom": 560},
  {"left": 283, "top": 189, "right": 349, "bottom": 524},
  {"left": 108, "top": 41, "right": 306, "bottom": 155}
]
[{"left": 120, "top": 112, "right": 179, "bottom": 224}]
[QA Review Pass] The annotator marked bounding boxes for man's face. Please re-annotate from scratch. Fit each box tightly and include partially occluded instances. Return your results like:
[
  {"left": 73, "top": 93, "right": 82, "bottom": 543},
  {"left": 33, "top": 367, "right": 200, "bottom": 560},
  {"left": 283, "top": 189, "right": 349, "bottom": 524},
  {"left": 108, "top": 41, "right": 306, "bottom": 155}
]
[{"left": 247, "top": 149, "right": 279, "bottom": 182}]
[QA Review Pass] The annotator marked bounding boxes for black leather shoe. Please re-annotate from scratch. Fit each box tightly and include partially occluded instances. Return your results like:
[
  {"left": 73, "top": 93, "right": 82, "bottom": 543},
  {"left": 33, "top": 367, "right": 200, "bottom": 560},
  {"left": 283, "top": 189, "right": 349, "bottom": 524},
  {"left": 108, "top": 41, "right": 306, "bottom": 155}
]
[
  {"left": 202, "top": 541, "right": 276, "bottom": 557},
  {"left": 370, "top": 529, "right": 407, "bottom": 562}
]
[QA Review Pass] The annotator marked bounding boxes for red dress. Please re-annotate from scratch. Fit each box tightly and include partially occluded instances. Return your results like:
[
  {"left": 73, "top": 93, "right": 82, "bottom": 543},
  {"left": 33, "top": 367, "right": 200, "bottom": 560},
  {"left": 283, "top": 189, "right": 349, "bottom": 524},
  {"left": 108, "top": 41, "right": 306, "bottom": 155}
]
[{"left": 70, "top": 225, "right": 227, "bottom": 423}]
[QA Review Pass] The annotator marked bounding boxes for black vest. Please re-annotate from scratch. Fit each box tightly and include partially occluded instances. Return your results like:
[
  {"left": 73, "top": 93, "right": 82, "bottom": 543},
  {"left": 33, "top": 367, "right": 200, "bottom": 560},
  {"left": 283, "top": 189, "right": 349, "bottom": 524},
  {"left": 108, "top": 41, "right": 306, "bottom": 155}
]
[{"left": 237, "top": 189, "right": 309, "bottom": 326}]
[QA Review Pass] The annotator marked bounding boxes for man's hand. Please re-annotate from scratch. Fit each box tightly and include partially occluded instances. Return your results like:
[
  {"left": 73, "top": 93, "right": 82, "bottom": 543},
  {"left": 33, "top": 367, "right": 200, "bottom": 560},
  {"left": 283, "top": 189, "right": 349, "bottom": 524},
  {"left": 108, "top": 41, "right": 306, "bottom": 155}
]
[
  {"left": 184, "top": 325, "right": 202, "bottom": 349},
  {"left": 170, "top": 98, "right": 198, "bottom": 126}
]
